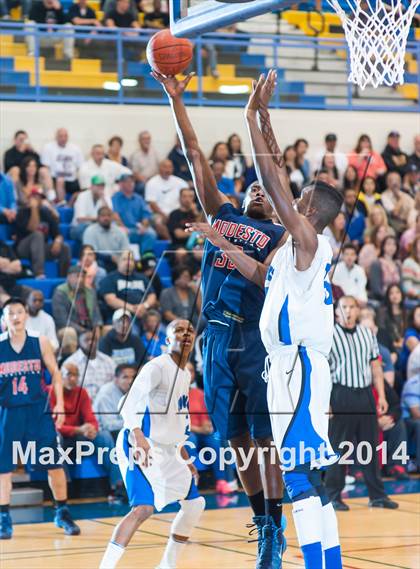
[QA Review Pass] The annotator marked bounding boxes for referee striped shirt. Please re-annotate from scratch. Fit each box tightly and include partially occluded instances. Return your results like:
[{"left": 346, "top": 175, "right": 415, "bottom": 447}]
[{"left": 329, "top": 324, "right": 380, "bottom": 388}]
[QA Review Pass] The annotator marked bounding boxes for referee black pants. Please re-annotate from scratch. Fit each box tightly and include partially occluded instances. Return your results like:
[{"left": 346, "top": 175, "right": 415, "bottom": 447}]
[{"left": 325, "top": 384, "right": 387, "bottom": 502}]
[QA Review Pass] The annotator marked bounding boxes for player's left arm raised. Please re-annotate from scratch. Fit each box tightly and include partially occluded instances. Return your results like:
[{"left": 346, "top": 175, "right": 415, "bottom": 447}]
[{"left": 40, "top": 335, "right": 65, "bottom": 428}]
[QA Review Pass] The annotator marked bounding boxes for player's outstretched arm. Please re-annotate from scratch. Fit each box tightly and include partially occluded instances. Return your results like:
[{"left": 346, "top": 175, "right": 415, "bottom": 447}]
[
  {"left": 40, "top": 335, "right": 64, "bottom": 428},
  {"left": 151, "top": 71, "right": 229, "bottom": 218},
  {"left": 186, "top": 222, "right": 268, "bottom": 288},
  {"left": 257, "top": 69, "right": 294, "bottom": 204},
  {"left": 245, "top": 75, "right": 317, "bottom": 269}
]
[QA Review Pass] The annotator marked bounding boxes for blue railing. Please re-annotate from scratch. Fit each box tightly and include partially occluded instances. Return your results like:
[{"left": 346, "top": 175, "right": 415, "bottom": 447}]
[{"left": 0, "top": 21, "right": 419, "bottom": 112}]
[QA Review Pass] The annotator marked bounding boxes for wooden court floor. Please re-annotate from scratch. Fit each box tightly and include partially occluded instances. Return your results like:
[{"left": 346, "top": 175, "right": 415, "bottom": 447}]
[{"left": 1, "top": 494, "right": 419, "bottom": 569}]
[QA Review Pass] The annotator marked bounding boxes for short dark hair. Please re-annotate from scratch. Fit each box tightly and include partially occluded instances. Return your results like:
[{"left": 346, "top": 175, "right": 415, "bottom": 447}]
[
  {"left": 342, "top": 243, "right": 358, "bottom": 254},
  {"left": 115, "top": 363, "right": 137, "bottom": 377},
  {"left": 14, "top": 130, "right": 27, "bottom": 139},
  {"left": 172, "top": 265, "right": 192, "bottom": 282},
  {"left": 180, "top": 187, "right": 194, "bottom": 197},
  {"left": 109, "top": 135, "right": 123, "bottom": 147},
  {"left": 98, "top": 206, "right": 111, "bottom": 215},
  {"left": 2, "top": 297, "right": 26, "bottom": 311},
  {"left": 304, "top": 180, "right": 344, "bottom": 228}
]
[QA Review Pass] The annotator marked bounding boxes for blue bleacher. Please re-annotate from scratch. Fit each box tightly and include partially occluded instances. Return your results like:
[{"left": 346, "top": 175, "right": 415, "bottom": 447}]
[
  {"left": 0, "top": 224, "right": 11, "bottom": 241},
  {"left": 59, "top": 223, "right": 71, "bottom": 240},
  {"left": 57, "top": 206, "right": 74, "bottom": 224},
  {"left": 45, "top": 261, "right": 59, "bottom": 278},
  {"left": 154, "top": 240, "right": 170, "bottom": 257},
  {"left": 17, "top": 277, "right": 65, "bottom": 298}
]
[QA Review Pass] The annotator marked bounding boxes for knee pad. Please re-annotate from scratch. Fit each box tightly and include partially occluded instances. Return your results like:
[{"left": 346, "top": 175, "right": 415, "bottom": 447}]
[
  {"left": 283, "top": 465, "right": 318, "bottom": 502},
  {"left": 171, "top": 496, "right": 205, "bottom": 538}
]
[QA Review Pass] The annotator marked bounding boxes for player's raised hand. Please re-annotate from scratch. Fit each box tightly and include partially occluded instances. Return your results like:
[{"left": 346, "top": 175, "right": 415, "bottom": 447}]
[
  {"left": 151, "top": 70, "right": 195, "bottom": 99},
  {"left": 185, "top": 221, "right": 223, "bottom": 248},
  {"left": 259, "top": 69, "right": 277, "bottom": 109},
  {"left": 245, "top": 73, "right": 265, "bottom": 114}
]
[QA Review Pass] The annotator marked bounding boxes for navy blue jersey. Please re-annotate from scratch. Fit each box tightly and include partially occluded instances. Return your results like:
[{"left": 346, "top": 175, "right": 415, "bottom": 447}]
[
  {"left": 201, "top": 203, "right": 285, "bottom": 325},
  {"left": 0, "top": 331, "right": 47, "bottom": 408}
]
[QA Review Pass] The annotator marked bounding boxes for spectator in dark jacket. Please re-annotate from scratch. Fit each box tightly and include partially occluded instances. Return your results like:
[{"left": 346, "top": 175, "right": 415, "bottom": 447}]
[
  {"left": 167, "top": 137, "right": 192, "bottom": 182},
  {"left": 168, "top": 187, "right": 200, "bottom": 249},
  {"left": 0, "top": 241, "right": 28, "bottom": 306},
  {"left": 25, "top": 0, "right": 75, "bottom": 59},
  {"left": 15, "top": 188, "right": 71, "bottom": 278},
  {"left": 3, "top": 130, "right": 41, "bottom": 173},
  {"left": 382, "top": 131, "right": 409, "bottom": 177},
  {"left": 99, "top": 308, "right": 147, "bottom": 365}
]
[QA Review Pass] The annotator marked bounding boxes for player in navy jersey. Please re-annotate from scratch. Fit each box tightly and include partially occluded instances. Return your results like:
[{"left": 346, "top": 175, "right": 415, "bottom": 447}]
[
  {"left": 153, "top": 70, "right": 289, "bottom": 568},
  {"left": 0, "top": 298, "right": 80, "bottom": 539}
]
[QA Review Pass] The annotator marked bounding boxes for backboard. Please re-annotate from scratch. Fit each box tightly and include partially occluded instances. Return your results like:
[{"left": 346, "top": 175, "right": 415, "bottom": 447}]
[{"left": 170, "top": 0, "right": 294, "bottom": 37}]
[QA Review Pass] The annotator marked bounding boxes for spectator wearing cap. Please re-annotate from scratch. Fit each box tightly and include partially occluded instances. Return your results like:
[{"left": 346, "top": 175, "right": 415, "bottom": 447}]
[
  {"left": 141, "top": 309, "right": 167, "bottom": 359},
  {"left": 99, "top": 249, "right": 157, "bottom": 321},
  {"left": 168, "top": 187, "right": 200, "bottom": 249},
  {"left": 78, "top": 144, "right": 125, "bottom": 200},
  {"left": 331, "top": 243, "right": 368, "bottom": 307},
  {"left": 382, "top": 131, "right": 409, "bottom": 177},
  {"left": 71, "top": 175, "right": 111, "bottom": 242},
  {"left": 26, "top": 290, "right": 59, "bottom": 351},
  {"left": 52, "top": 265, "right": 103, "bottom": 345},
  {"left": 99, "top": 308, "right": 147, "bottom": 365},
  {"left": 348, "top": 134, "right": 387, "bottom": 180},
  {"left": 112, "top": 171, "right": 157, "bottom": 255},
  {"left": 314, "top": 133, "right": 348, "bottom": 179},
  {"left": 139, "top": 252, "right": 162, "bottom": 299},
  {"left": 15, "top": 188, "right": 71, "bottom": 278},
  {"left": 93, "top": 363, "right": 137, "bottom": 440},
  {"left": 381, "top": 172, "right": 415, "bottom": 235},
  {"left": 403, "top": 162, "right": 419, "bottom": 197},
  {"left": 0, "top": 172, "right": 17, "bottom": 226},
  {"left": 82, "top": 206, "right": 130, "bottom": 271}
]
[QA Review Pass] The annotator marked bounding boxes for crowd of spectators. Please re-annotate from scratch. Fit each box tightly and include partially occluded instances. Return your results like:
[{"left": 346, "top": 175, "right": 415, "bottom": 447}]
[{"left": 0, "top": 125, "right": 419, "bottom": 499}]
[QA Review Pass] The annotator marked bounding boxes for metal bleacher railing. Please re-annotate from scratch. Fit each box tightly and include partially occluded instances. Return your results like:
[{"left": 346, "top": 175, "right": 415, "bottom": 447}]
[{"left": 0, "top": 20, "right": 419, "bottom": 112}]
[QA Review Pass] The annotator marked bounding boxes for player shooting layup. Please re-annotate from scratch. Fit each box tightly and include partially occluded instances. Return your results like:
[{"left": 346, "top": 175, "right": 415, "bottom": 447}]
[
  {"left": 190, "top": 71, "right": 344, "bottom": 569},
  {"left": 153, "top": 69, "right": 289, "bottom": 568}
]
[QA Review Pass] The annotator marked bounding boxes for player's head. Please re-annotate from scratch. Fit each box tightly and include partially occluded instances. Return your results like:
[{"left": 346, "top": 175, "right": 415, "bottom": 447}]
[
  {"left": 295, "top": 180, "right": 343, "bottom": 232},
  {"left": 243, "top": 182, "right": 273, "bottom": 220},
  {"left": 335, "top": 295, "right": 359, "bottom": 329},
  {"left": 166, "top": 319, "right": 195, "bottom": 357},
  {"left": 2, "top": 297, "right": 27, "bottom": 333}
]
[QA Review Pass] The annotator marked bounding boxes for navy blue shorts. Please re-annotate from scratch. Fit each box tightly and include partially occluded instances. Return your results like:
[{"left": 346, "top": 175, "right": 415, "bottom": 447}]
[
  {"left": 0, "top": 399, "right": 61, "bottom": 474},
  {"left": 202, "top": 321, "right": 272, "bottom": 441}
]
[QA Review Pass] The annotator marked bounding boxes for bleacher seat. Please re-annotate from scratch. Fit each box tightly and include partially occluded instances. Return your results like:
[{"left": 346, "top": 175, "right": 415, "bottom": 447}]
[
  {"left": 57, "top": 207, "right": 73, "bottom": 224},
  {"left": 44, "top": 261, "right": 59, "bottom": 278},
  {"left": 154, "top": 240, "right": 170, "bottom": 257},
  {"left": 0, "top": 224, "right": 12, "bottom": 241},
  {"left": 59, "top": 223, "right": 71, "bottom": 240},
  {"left": 43, "top": 298, "right": 52, "bottom": 315},
  {"left": 17, "top": 277, "right": 65, "bottom": 299}
]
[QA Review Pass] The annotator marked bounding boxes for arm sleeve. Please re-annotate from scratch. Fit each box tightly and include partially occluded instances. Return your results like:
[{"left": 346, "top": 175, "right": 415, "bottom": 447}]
[{"left": 119, "top": 363, "right": 162, "bottom": 431}]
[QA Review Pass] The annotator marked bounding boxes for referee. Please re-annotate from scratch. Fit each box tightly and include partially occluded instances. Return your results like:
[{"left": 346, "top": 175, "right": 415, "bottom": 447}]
[{"left": 324, "top": 295, "right": 399, "bottom": 511}]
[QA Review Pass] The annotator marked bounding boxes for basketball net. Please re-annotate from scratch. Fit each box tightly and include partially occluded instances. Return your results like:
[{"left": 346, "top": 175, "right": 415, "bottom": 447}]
[{"left": 326, "top": 0, "right": 420, "bottom": 89}]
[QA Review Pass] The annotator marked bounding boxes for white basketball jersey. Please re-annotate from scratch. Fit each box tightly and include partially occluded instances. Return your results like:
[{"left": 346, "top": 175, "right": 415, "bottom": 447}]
[
  {"left": 260, "top": 235, "right": 334, "bottom": 358},
  {"left": 120, "top": 354, "right": 191, "bottom": 445}
]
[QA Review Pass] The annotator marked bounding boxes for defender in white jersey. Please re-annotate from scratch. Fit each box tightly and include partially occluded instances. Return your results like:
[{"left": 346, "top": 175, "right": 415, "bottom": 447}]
[
  {"left": 190, "top": 71, "right": 344, "bottom": 569},
  {"left": 100, "top": 320, "right": 205, "bottom": 569}
]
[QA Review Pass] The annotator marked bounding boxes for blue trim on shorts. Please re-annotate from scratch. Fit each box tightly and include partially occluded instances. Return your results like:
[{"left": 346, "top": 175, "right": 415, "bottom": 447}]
[
  {"left": 141, "top": 407, "right": 151, "bottom": 438},
  {"left": 185, "top": 478, "right": 200, "bottom": 501},
  {"left": 122, "top": 428, "right": 154, "bottom": 507},
  {"left": 279, "top": 295, "right": 291, "bottom": 345}
]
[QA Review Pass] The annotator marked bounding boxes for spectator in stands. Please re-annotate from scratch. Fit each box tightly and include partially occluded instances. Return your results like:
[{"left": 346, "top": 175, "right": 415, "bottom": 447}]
[
  {"left": 15, "top": 156, "right": 56, "bottom": 207},
  {"left": 26, "top": 290, "right": 59, "bottom": 351},
  {"left": 3, "top": 130, "right": 41, "bottom": 173},
  {"left": 342, "top": 187, "right": 366, "bottom": 245},
  {"left": 105, "top": 0, "right": 140, "bottom": 30},
  {"left": 99, "top": 249, "right": 157, "bottom": 321},
  {"left": 332, "top": 243, "right": 368, "bottom": 307},
  {"left": 106, "top": 136, "right": 128, "bottom": 167},
  {"left": 377, "top": 284, "right": 406, "bottom": 356},
  {"left": 139, "top": 252, "right": 162, "bottom": 299},
  {"left": 112, "top": 171, "right": 156, "bottom": 255},
  {"left": 78, "top": 244, "right": 107, "bottom": 289},
  {"left": 129, "top": 131, "right": 160, "bottom": 192},
  {"left": 102, "top": 0, "right": 137, "bottom": 19},
  {"left": 15, "top": 188, "right": 71, "bottom": 278},
  {"left": 382, "top": 131, "right": 409, "bottom": 177},
  {"left": 141, "top": 308, "right": 167, "bottom": 359},
  {"left": 381, "top": 172, "right": 415, "bottom": 235},
  {"left": 343, "top": 165, "right": 359, "bottom": 191},
  {"left": 26, "top": 0, "right": 75, "bottom": 59},
  {"left": 401, "top": 370, "right": 420, "bottom": 473},
  {"left": 359, "top": 224, "right": 391, "bottom": 275},
  {"left": 293, "top": 138, "right": 310, "bottom": 183},
  {"left": 408, "top": 192, "right": 420, "bottom": 231},
  {"left": 284, "top": 145, "right": 305, "bottom": 194},
  {"left": 63, "top": 330, "right": 116, "bottom": 399},
  {"left": 99, "top": 308, "right": 147, "bottom": 365},
  {"left": 402, "top": 235, "right": 420, "bottom": 301},
  {"left": 93, "top": 363, "right": 136, "bottom": 440},
  {"left": 357, "top": 176, "right": 382, "bottom": 216},
  {"left": 167, "top": 136, "right": 192, "bottom": 183},
  {"left": 0, "top": 173, "right": 16, "bottom": 225},
  {"left": 79, "top": 144, "right": 124, "bottom": 199},
  {"left": 71, "top": 175, "right": 110, "bottom": 241},
  {"left": 145, "top": 159, "right": 188, "bottom": 238},
  {"left": 408, "top": 134, "right": 420, "bottom": 171},
  {"left": 52, "top": 264, "right": 103, "bottom": 338},
  {"left": 144, "top": 0, "right": 169, "bottom": 28},
  {"left": 315, "top": 133, "right": 348, "bottom": 179},
  {"left": 83, "top": 206, "right": 130, "bottom": 270},
  {"left": 370, "top": 236, "right": 402, "bottom": 301},
  {"left": 398, "top": 306, "right": 420, "bottom": 382},
  {"left": 41, "top": 128, "right": 83, "bottom": 200},
  {"left": 364, "top": 204, "right": 394, "bottom": 243},
  {"left": 160, "top": 266, "right": 201, "bottom": 326},
  {"left": 68, "top": 0, "right": 100, "bottom": 26},
  {"left": 323, "top": 211, "right": 348, "bottom": 262},
  {"left": 400, "top": 212, "right": 419, "bottom": 259},
  {"left": 211, "top": 160, "right": 235, "bottom": 196},
  {"left": 0, "top": 241, "right": 26, "bottom": 307},
  {"left": 348, "top": 134, "right": 387, "bottom": 180},
  {"left": 227, "top": 133, "right": 248, "bottom": 191},
  {"left": 51, "top": 362, "right": 123, "bottom": 501},
  {"left": 209, "top": 142, "right": 235, "bottom": 180},
  {"left": 321, "top": 153, "right": 340, "bottom": 187},
  {"left": 403, "top": 163, "right": 419, "bottom": 197},
  {"left": 168, "top": 187, "right": 200, "bottom": 249},
  {"left": 407, "top": 343, "right": 420, "bottom": 382}
]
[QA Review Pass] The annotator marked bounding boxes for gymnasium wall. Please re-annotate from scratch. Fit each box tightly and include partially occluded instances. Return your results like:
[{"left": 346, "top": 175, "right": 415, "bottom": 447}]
[{"left": 1, "top": 102, "right": 418, "bottom": 166}]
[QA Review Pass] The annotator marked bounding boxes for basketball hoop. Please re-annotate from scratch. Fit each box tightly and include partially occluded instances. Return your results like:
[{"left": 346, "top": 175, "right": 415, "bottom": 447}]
[{"left": 326, "top": 0, "right": 420, "bottom": 89}]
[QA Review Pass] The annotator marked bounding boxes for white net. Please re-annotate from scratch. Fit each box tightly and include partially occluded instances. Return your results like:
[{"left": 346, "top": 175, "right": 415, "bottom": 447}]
[{"left": 326, "top": 0, "right": 420, "bottom": 89}]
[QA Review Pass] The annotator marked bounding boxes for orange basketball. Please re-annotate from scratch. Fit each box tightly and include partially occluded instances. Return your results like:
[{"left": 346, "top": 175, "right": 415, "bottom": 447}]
[{"left": 146, "top": 29, "right": 193, "bottom": 76}]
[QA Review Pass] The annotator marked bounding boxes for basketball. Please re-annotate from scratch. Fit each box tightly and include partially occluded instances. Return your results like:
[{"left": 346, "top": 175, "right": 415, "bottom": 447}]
[{"left": 146, "top": 29, "right": 193, "bottom": 76}]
